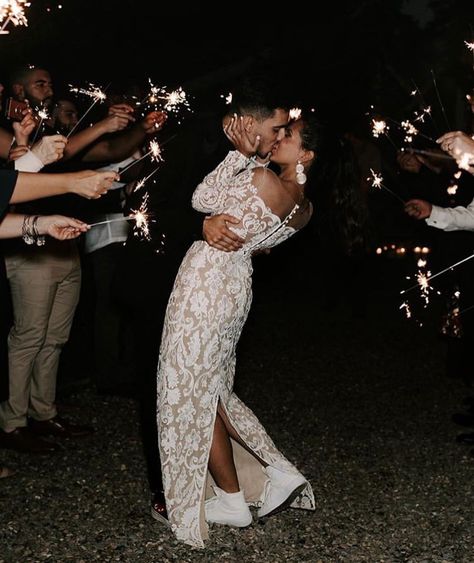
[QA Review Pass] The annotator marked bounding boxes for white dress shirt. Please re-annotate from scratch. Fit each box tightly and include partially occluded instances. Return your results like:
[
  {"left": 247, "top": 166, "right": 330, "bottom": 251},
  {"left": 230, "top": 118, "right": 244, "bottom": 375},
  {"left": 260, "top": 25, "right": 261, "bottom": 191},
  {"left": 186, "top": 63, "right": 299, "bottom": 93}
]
[{"left": 427, "top": 199, "right": 474, "bottom": 231}]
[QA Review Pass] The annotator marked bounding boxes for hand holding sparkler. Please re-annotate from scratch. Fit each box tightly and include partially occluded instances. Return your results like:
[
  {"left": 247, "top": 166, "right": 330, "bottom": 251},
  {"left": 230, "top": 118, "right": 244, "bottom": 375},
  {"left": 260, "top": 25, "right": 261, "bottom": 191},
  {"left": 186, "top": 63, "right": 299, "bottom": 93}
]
[
  {"left": 397, "top": 151, "right": 425, "bottom": 174},
  {"left": 67, "top": 170, "right": 119, "bottom": 200},
  {"left": 141, "top": 111, "right": 167, "bottom": 135},
  {"left": 437, "top": 131, "right": 474, "bottom": 174},
  {"left": 8, "top": 144, "right": 28, "bottom": 162},
  {"left": 105, "top": 103, "right": 136, "bottom": 130},
  {"left": 12, "top": 110, "right": 35, "bottom": 145},
  {"left": 36, "top": 215, "right": 90, "bottom": 241},
  {"left": 404, "top": 199, "right": 432, "bottom": 220},
  {"left": 30, "top": 135, "right": 68, "bottom": 166}
]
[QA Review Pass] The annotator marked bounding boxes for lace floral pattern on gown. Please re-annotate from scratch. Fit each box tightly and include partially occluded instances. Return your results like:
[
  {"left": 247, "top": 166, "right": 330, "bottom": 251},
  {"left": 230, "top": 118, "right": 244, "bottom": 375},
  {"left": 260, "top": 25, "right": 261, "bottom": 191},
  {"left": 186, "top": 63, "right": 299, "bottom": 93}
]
[{"left": 157, "top": 151, "right": 315, "bottom": 548}]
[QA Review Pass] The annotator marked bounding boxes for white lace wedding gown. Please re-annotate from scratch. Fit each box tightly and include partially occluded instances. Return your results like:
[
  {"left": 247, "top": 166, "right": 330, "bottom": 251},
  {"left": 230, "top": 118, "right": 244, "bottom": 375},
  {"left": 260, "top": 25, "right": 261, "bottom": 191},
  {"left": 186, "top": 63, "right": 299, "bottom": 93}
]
[{"left": 156, "top": 151, "right": 315, "bottom": 548}]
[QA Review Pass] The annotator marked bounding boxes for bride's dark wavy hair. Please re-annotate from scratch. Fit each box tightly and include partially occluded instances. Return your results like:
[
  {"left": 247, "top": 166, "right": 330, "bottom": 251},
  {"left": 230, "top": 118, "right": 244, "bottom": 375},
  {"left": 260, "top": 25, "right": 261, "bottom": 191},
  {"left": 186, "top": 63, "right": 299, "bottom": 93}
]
[{"left": 300, "top": 115, "right": 369, "bottom": 255}]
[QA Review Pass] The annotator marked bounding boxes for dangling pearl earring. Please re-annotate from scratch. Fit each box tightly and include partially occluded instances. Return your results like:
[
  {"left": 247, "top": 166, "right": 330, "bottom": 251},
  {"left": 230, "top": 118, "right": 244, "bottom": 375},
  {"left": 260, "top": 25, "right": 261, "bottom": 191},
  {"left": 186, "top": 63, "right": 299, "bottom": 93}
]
[{"left": 296, "top": 160, "right": 306, "bottom": 185}]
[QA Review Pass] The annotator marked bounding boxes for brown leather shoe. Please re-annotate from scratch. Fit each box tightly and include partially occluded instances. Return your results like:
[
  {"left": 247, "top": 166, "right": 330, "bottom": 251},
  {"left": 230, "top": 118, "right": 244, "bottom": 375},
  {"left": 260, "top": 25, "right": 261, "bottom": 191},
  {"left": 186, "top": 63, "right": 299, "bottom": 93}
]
[
  {"left": 29, "top": 416, "right": 94, "bottom": 438},
  {"left": 0, "top": 428, "right": 58, "bottom": 453}
]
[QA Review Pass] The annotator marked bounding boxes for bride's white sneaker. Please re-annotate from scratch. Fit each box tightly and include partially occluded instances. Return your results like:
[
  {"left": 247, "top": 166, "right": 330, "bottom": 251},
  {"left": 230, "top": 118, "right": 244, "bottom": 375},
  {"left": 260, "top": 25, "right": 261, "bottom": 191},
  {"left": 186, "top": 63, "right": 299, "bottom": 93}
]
[
  {"left": 257, "top": 466, "right": 307, "bottom": 518},
  {"left": 205, "top": 486, "right": 252, "bottom": 527}
]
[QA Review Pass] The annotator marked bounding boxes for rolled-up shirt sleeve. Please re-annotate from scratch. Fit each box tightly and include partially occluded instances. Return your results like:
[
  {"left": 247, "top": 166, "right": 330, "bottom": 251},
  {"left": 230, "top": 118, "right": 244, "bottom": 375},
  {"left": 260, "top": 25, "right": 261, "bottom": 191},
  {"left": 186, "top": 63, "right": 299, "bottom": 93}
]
[
  {"left": 0, "top": 169, "right": 19, "bottom": 217},
  {"left": 426, "top": 199, "right": 474, "bottom": 231}
]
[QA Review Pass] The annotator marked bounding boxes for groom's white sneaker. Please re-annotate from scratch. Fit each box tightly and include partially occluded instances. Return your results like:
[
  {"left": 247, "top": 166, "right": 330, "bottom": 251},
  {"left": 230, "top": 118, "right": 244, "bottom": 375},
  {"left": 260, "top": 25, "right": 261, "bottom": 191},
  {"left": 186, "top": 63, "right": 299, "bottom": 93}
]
[
  {"left": 205, "top": 486, "right": 252, "bottom": 527},
  {"left": 257, "top": 466, "right": 307, "bottom": 518}
]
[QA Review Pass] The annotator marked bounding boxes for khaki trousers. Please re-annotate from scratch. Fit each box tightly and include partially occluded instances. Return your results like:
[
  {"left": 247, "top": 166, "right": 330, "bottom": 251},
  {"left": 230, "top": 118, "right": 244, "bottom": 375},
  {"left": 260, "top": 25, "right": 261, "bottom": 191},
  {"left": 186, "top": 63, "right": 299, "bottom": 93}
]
[{"left": 0, "top": 242, "right": 81, "bottom": 431}]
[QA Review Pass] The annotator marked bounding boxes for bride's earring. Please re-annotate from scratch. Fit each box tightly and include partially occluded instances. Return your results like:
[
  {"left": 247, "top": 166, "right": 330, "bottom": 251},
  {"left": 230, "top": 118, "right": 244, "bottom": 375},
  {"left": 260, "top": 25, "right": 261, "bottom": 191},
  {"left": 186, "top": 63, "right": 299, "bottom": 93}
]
[{"left": 296, "top": 160, "right": 306, "bottom": 185}]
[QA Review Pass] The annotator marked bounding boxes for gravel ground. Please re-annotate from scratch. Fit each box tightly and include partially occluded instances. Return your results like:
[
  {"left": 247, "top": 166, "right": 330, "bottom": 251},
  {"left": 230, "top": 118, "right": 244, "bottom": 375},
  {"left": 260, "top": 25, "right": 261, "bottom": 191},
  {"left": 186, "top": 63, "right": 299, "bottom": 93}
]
[{"left": 1, "top": 243, "right": 474, "bottom": 563}]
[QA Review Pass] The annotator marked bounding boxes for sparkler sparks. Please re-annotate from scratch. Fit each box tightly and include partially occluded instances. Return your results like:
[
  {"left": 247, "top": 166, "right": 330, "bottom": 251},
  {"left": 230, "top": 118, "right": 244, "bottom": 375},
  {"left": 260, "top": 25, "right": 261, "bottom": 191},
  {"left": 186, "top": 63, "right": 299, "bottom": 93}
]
[
  {"left": 0, "top": 0, "right": 30, "bottom": 34},
  {"left": 119, "top": 140, "right": 164, "bottom": 176},
  {"left": 131, "top": 193, "right": 151, "bottom": 241},
  {"left": 401, "top": 253, "right": 474, "bottom": 295},
  {"left": 31, "top": 104, "right": 50, "bottom": 145},
  {"left": 220, "top": 92, "right": 232, "bottom": 105},
  {"left": 413, "top": 106, "right": 432, "bottom": 123},
  {"left": 67, "top": 82, "right": 108, "bottom": 138},
  {"left": 371, "top": 119, "right": 388, "bottom": 138},
  {"left": 400, "top": 301, "right": 412, "bottom": 319},
  {"left": 69, "top": 83, "right": 107, "bottom": 103},
  {"left": 401, "top": 120, "right": 419, "bottom": 144},
  {"left": 465, "top": 41, "right": 474, "bottom": 52},
  {"left": 416, "top": 270, "right": 435, "bottom": 305},
  {"left": 89, "top": 194, "right": 152, "bottom": 242},
  {"left": 368, "top": 169, "right": 405, "bottom": 204},
  {"left": 289, "top": 108, "right": 302, "bottom": 121},
  {"left": 139, "top": 80, "right": 191, "bottom": 122}
]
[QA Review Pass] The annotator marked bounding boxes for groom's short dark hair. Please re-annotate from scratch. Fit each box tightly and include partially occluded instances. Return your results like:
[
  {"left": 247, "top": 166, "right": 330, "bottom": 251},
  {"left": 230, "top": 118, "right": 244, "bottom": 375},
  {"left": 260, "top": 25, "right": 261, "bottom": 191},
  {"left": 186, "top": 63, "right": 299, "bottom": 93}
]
[{"left": 229, "top": 70, "right": 289, "bottom": 121}]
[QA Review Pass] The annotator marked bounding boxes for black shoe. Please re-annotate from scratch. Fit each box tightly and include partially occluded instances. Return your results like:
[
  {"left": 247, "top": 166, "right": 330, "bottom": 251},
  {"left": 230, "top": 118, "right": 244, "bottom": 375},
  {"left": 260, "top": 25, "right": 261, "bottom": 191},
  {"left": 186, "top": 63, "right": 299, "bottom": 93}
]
[
  {"left": 150, "top": 490, "right": 170, "bottom": 527},
  {"left": 0, "top": 428, "right": 59, "bottom": 454},
  {"left": 456, "top": 432, "right": 474, "bottom": 445},
  {"left": 29, "top": 416, "right": 94, "bottom": 438},
  {"left": 452, "top": 413, "right": 474, "bottom": 428}
]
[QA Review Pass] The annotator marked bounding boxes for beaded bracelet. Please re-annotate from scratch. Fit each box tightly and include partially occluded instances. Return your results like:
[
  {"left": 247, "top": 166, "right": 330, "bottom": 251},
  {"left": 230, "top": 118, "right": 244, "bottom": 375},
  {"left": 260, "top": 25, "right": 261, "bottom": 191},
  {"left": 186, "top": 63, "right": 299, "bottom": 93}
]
[{"left": 21, "top": 215, "right": 46, "bottom": 246}]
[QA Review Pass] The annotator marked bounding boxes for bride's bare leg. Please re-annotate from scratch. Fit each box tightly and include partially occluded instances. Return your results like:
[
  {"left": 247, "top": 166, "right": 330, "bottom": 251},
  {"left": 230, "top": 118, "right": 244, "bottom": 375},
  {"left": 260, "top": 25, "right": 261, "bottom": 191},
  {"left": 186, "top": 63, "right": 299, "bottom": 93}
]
[
  {"left": 217, "top": 404, "right": 268, "bottom": 468},
  {"left": 208, "top": 411, "right": 239, "bottom": 493}
]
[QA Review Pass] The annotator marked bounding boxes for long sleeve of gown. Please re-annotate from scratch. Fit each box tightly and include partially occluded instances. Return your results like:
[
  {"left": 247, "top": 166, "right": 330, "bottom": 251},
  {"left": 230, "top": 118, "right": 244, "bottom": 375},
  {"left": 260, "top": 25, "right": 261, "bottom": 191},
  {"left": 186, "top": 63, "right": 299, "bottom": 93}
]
[{"left": 192, "top": 150, "right": 250, "bottom": 213}]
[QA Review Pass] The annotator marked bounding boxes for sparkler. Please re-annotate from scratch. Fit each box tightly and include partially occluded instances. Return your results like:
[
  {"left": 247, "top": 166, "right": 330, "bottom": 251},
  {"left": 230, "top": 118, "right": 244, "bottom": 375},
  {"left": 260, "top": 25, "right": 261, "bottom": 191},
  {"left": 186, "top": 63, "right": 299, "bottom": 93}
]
[
  {"left": 467, "top": 27, "right": 474, "bottom": 71},
  {"left": 289, "top": 108, "right": 302, "bottom": 121},
  {"left": 89, "top": 193, "right": 152, "bottom": 241},
  {"left": 401, "top": 120, "right": 419, "bottom": 144},
  {"left": 133, "top": 165, "right": 161, "bottom": 192},
  {"left": 30, "top": 106, "right": 50, "bottom": 145},
  {"left": 400, "top": 301, "right": 412, "bottom": 319},
  {"left": 89, "top": 216, "right": 135, "bottom": 228},
  {"left": 368, "top": 169, "right": 405, "bottom": 204},
  {"left": 400, "top": 253, "right": 474, "bottom": 295},
  {"left": 386, "top": 116, "right": 436, "bottom": 144},
  {"left": 220, "top": 92, "right": 232, "bottom": 105},
  {"left": 406, "top": 148, "right": 453, "bottom": 161},
  {"left": 131, "top": 193, "right": 151, "bottom": 240},
  {"left": 67, "top": 83, "right": 108, "bottom": 138},
  {"left": 370, "top": 116, "right": 400, "bottom": 150},
  {"left": 0, "top": 0, "right": 30, "bottom": 34},
  {"left": 138, "top": 80, "right": 192, "bottom": 123},
  {"left": 430, "top": 69, "right": 451, "bottom": 130},
  {"left": 118, "top": 140, "right": 163, "bottom": 175},
  {"left": 410, "top": 79, "right": 440, "bottom": 135}
]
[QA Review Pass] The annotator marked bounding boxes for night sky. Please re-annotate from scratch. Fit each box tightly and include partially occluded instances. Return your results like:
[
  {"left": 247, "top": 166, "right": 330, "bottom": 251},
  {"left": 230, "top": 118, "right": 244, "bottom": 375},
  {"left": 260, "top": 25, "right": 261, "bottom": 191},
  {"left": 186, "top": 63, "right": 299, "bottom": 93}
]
[{"left": 0, "top": 1, "right": 473, "bottom": 127}]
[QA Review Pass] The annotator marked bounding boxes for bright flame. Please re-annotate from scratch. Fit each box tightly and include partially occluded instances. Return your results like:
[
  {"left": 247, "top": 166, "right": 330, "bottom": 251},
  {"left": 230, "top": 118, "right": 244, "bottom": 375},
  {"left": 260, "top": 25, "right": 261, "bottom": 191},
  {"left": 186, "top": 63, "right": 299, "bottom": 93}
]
[
  {"left": 69, "top": 83, "right": 107, "bottom": 103},
  {"left": 371, "top": 119, "right": 387, "bottom": 138},
  {"left": 368, "top": 168, "right": 383, "bottom": 189},
  {"left": 401, "top": 120, "right": 419, "bottom": 144},
  {"left": 400, "top": 301, "right": 412, "bottom": 319},
  {"left": 289, "top": 108, "right": 302, "bottom": 120},
  {"left": 149, "top": 139, "right": 163, "bottom": 162},
  {"left": 131, "top": 193, "right": 151, "bottom": 241},
  {"left": 0, "top": 0, "right": 30, "bottom": 34}
]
